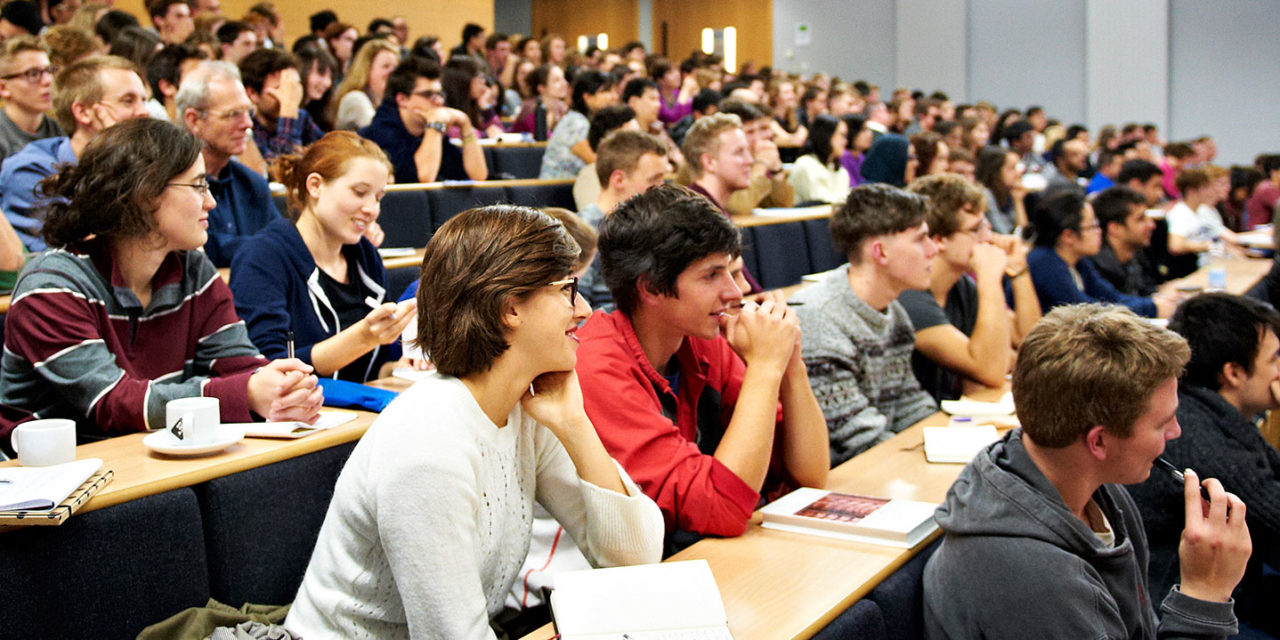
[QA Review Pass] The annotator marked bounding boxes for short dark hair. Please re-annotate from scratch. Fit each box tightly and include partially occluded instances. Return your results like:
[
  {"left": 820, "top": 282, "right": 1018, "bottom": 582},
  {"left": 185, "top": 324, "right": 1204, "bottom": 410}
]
[
  {"left": 1118, "top": 159, "right": 1161, "bottom": 186},
  {"left": 238, "top": 48, "right": 295, "bottom": 94},
  {"left": 692, "top": 88, "right": 722, "bottom": 115},
  {"left": 216, "top": 20, "right": 252, "bottom": 45},
  {"left": 622, "top": 77, "right": 657, "bottom": 103},
  {"left": 416, "top": 205, "right": 580, "bottom": 377},
  {"left": 367, "top": 18, "right": 392, "bottom": 36},
  {"left": 570, "top": 69, "right": 614, "bottom": 115},
  {"left": 1, "top": 0, "right": 42, "bottom": 35},
  {"left": 95, "top": 10, "right": 140, "bottom": 46},
  {"left": 385, "top": 56, "right": 440, "bottom": 104},
  {"left": 309, "top": 10, "right": 337, "bottom": 35},
  {"left": 461, "top": 22, "right": 484, "bottom": 43},
  {"left": 1029, "top": 189, "right": 1087, "bottom": 248},
  {"left": 598, "top": 184, "right": 741, "bottom": 315},
  {"left": 145, "top": 0, "right": 185, "bottom": 21},
  {"left": 716, "top": 99, "right": 764, "bottom": 123},
  {"left": 830, "top": 183, "right": 928, "bottom": 263},
  {"left": 485, "top": 32, "right": 508, "bottom": 50},
  {"left": 146, "top": 43, "right": 205, "bottom": 100},
  {"left": 1171, "top": 293, "right": 1280, "bottom": 391},
  {"left": 41, "top": 118, "right": 203, "bottom": 247},
  {"left": 1002, "top": 119, "right": 1034, "bottom": 144},
  {"left": 1092, "top": 186, "right": 1147, "bottom": 234},
  {"left": 1258, "top": 154, "right": 1280, "bottom": 175},
  {"left": 587, "top": 104, "right": 636, "bottom": 152}
]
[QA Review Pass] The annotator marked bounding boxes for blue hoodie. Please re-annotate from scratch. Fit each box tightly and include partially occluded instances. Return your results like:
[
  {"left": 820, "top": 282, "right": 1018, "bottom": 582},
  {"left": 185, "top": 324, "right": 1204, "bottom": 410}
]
[{"left": 230, "top": 217, "right": 399, "bottom": 382}]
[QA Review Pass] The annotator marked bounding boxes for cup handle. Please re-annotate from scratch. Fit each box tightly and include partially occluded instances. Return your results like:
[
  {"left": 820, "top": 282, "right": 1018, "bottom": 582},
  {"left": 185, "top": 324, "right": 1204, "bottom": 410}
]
[{"left": 10, "top": 428, "right": 20, "bottom": 456}]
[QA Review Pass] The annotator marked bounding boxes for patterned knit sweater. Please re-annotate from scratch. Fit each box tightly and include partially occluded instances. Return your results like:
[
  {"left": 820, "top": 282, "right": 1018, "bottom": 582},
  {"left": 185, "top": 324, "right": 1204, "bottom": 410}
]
[
  {"left": 792, "top": 265, "right": 937, "bottom": 465},
  {"left": 0, "top": 245, "right": 266, "bottom": 448}
]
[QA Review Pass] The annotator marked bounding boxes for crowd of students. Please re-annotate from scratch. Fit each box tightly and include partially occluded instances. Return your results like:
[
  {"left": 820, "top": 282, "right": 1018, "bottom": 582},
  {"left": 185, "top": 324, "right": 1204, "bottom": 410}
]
[{"left": 0, "top": 3, "right": 1279, "bottom": 638}]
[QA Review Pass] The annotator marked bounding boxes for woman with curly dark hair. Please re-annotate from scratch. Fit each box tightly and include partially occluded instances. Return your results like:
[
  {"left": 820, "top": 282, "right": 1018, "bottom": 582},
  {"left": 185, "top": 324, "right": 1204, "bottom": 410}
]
[{"left": 0, "top": 118, "right": 322, "bottom": 450}]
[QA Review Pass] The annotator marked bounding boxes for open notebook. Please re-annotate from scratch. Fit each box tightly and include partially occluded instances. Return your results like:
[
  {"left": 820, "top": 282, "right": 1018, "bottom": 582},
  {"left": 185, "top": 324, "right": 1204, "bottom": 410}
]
[{"left": 551, "top": 560, "right": 733, "bottom": 639}]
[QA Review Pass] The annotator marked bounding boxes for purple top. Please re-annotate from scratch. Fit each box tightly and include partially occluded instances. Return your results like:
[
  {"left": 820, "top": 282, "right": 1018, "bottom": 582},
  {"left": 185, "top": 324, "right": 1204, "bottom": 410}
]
[
  {"left": 841, "top": 151, "right": 866, "bottom": 186},
  {"left": 658, "top": 90, "right": 692, "bottom": 124}
]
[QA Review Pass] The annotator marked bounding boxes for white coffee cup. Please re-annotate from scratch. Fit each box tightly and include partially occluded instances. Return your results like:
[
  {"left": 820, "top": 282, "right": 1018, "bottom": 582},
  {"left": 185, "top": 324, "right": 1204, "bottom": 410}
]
[
  {"left": 165, "top": 397, "right": 220, "bottom": 444},
  {"left": 12, "top": 419, "right": 76, "bottom": 466}
]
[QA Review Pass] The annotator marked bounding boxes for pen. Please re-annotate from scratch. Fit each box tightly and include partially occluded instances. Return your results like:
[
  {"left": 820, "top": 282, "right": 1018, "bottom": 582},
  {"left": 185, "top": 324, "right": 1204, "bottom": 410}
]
[
  {"left": 286, "top": 330, "right": 295, "bottom": 360},
  {"left": 1154, "top": 457, "right": 1212, "bottom": 502},
  {"left": 735, "top": 300, "right": 805, "bottom": 307}
]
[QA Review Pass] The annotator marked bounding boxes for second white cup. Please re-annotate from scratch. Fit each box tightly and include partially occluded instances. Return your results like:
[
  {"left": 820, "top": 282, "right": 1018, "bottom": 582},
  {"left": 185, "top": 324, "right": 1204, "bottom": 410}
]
[
  {"left": 165, "top": 397, "right": 220, "bottom": 444},
  {"left": 12, "top": 418, "right": 76, "bottom": 466}
]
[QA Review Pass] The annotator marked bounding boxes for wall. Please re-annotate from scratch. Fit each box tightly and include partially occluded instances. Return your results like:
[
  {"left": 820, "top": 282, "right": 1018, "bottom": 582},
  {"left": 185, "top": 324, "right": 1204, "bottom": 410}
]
[
  {"left": 894, "top": 0, "right": 965, "bottom": 100},
  {"left": 495, "top": 0, "right": 533, "bottom": 37},
  {"left": 967, "top": 0, "right": 1086, "bottom": 124},
  {"left": 531, "top": 0, "right": 638, "bottom": 50},
  {"left": 772, "top": 0, "right": 894, "bottom": 85},
  {"left": 1168, "top": 0, "right": 1280, "bottom": 165},
  {"left": 1085, "top": 0, "right": 1168, "bottom": 137}
]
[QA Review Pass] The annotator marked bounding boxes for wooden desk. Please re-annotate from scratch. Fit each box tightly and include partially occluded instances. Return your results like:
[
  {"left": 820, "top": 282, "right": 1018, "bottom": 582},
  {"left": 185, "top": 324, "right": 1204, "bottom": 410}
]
[
  {"left": 0, "top": 410, "right": 376, "bottom": 518},
  {"left": 526, "top": 386, "right": 1009, "bottom": 640},
  {"left": 733, "top": 205, "right": 833, "bottom": 228},
  {"left": 1158, "top": 256, "right": 1270, "bottom": 296}
]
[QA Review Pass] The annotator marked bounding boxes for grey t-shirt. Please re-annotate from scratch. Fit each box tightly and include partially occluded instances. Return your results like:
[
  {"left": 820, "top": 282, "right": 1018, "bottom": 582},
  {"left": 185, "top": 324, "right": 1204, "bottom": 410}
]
[
  {"left": 0, "top": 110, "right": 63, "bottom": 162},
  {"left": 897, "top": 275, "right": 979, "bottom": 402}
]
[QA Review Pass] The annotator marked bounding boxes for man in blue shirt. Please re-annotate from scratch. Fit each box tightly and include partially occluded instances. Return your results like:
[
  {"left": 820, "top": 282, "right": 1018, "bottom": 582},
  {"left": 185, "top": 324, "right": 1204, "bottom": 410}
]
[
  {"left": 0, "top": 55, "right": 150, "bottom": 250},
  {"left": 177, "top": 60, "right": 278, "bottom": 267},
  {"left": 358, "top": 57, "right": 486, "bottom": 184}
]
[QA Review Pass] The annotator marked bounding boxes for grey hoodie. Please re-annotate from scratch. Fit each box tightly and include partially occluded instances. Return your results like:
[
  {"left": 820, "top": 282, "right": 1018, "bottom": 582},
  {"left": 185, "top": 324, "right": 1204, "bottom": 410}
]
[{"left": 922, "top": 429, "right": 1237, "bottom": 639}]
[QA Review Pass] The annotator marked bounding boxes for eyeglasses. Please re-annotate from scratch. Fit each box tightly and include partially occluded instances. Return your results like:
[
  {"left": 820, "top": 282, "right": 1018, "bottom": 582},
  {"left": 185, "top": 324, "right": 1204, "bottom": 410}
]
[
  {"left": 201, "top": 106, "right": 256, "bottom": 121},
  {"left": 1078, "top": 222, "right": 1102, "bottom": 232},
  {"left": 166, "top": 177, "right": 212, "bottom": 198},
  {"left": 412, "top": 89, "right": 445, "bottom": 100},
  {"left": 957, "top": 218, "right": 992, "bottom": 238},
  {"left": 549, "top": 277, "right": 578, "bottom": 304},
  {"left": 1, "top": 66, "right": 56, "bottom": 83}
]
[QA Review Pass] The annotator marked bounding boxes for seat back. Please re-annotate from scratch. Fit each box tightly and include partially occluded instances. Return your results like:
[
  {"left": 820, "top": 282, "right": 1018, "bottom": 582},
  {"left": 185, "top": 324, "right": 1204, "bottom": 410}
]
[
  {"left": 489, "top": 145, "right": 546, "bottom": 179},
  {"left": 0, "top": 488, "right": 211, "bottom": 640},
  {"left": 379, "top": 190, "right": 434, "bottom": 248},
  {"left": 750, "top": 220, "right": 814, "bottom": 289},
  {"left": 427, "top": 184, "right": 511, "bottom": 229},
  {"left": 196, "top": 442, "right": 357, "bottom": 606},
  {"left": 507, "top": 181, "right": 576, "bottom": 210}
]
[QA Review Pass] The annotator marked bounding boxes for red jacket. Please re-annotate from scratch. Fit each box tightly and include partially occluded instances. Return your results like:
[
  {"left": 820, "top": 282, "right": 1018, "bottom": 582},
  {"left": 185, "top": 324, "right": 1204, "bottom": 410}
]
[{"left": 576, "top": 309, "right": 785, "bottom": 537}]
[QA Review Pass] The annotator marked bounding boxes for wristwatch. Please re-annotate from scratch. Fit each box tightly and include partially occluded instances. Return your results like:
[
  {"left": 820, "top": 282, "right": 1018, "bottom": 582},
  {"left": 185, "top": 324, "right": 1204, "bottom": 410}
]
[{"left": 425, "top": 121, "right": 447, "bottom": 134}]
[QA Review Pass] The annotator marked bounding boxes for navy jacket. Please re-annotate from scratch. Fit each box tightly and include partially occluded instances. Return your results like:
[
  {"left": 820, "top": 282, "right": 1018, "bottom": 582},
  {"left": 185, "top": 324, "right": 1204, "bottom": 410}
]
[
  {"left": 358, "top": 99, "right": 466, "bottom": 185},
  {"left": 229, "top": 217, "right": 399, "bottom": 382},
  {"left": 1026, "top": 246, "right": 1156, "bottom": 317},
  {"left": 206, "top": 159, "right": 278, "bottom": 268}
]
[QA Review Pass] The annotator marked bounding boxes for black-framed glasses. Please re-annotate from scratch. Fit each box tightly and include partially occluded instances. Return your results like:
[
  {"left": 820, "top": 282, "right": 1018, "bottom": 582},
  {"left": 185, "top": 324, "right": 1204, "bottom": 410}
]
[
  {"left": 166, "top": 177, "right": 212, "bottom": 198},
  {"left": 1, "top": 66, "right": 56, "bottom": 83},
  {"left": 412, "top": 89, "right": 445, "bottom": 100},
  {"left": 549, "top": 277, "right": 578, "bottom": 304}
]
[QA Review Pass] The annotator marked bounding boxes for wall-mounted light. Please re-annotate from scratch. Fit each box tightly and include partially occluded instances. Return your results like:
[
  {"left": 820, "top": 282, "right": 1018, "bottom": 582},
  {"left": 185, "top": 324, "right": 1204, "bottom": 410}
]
[
  {"left": 577, "top": 34, "right": 588, "bottom": 53},
  {"left": 724, "top": 26, "right": 736, "bottom": 72},
  {"left": 701, "top": 27, "right": 714, "bottom": 55},
  {"left": 597, "top": 33, "right": 608, "bottom": 50}
]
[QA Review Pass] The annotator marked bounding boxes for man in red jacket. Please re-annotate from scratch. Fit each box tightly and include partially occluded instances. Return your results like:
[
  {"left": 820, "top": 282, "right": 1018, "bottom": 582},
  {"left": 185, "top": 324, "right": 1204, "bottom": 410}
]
[{"left": 574, "top": 184, "right": 829, "bottom": 553}]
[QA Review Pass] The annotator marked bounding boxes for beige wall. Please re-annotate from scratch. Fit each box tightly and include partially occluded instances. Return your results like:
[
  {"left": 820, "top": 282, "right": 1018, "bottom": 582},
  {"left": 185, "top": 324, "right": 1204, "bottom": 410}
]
[
  {"left": 530, "top": 0, "right": 638, "bottom": 50},
  {"left": 114, "top": 0, "right": 493, "bottom": 52}
]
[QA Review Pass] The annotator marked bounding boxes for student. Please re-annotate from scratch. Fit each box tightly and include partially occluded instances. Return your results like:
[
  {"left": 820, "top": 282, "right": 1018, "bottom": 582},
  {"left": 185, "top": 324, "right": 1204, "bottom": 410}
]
[
  {"left": 1128, "top": 293, "right": 1280, "bottom": 637},
  {"left": 925, "top": 303, "right": 1250, "bottom": 639},
  {"left": 0, "top": 37, "right": 64, "bottom": 162},
  {"left": 577, "top": 130, "right": 668, "bottom": 309},
  {"left": 286, "top": 205, "right": 664, "bottom": 638},
  {"left": 575, "top": 184, "right": 828, "bottom": 547},
  {"left": 788, "top": 114, "right": 850, "bottom": 204},
  {"left": 359, "top": 56, "right": 486, "bottom": 184},
  {"left": 859, "top": 133, "right": 916, "bottom": 188},
  {"left": 898, "top": 174, "right": 1039, "bottom": 401},
  {"left": 539, "top": 69, "right": 616, "bottom": 179},
  {"left": 0, "top": 118, "right": 322, "bottom": 451},
  {"left": 1166, "top": 166, "right": 1239, "bottom": 266},
  {"left": 975, "top": 146, "right": 1027, "bottom": 234},
  {"left": 1088, "top": 185, "right": 1160, "bottom": 296},
  {"left": 0, "top": 55, "right": 151, "bottom": 251},
  {"left": 240, "top": 48, "right": 325, "bottom": 162},
  {"left": 1025, "top": 190, "right": 1174, "bottom": 318},
  {"left": 683, "top": 112, "right": 762, "bottom": 290},
  {"left": 716, "top": 99, "right": 796, "bottom": 215},
  {"left": 330, "top": 38, "right": 399, "bottom": 131},
  {"left": 230, "top": 132, "right": 412, "bottom": 383},
  {"left": 793, "top": 183, "right": 939, "bottom": 465}
]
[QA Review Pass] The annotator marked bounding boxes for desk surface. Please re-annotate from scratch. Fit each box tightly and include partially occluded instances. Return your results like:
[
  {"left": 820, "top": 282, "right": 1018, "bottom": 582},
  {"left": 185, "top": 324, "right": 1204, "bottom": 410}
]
[
  {"left": 1158, "top": 255, "right": 1271, "bottom": 296},
  {"left": 0, "top": 409, "right": 377, "bottom": 517}
]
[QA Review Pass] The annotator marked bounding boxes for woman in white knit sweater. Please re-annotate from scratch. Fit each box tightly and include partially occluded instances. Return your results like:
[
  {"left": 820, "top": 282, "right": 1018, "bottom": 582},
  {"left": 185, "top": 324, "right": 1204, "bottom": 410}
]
[{"left": 286, "top": 205, "right": 665, "bottom": 639}]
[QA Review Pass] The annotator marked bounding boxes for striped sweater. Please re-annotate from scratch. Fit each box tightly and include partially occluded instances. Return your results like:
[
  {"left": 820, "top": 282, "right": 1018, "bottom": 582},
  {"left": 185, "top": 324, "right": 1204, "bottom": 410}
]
[
  {"left": 792, "top": 265, "right": 938, "bottom": 466},
  {"left": 0, "top": 245, "right": 267, "bottom": 450}
]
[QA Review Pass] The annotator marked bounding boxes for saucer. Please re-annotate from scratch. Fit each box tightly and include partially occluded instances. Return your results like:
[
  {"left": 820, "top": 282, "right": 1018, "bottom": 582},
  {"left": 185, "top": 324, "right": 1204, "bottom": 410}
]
[{"left": 142, "top": 425, "right": 245, "bottom": 457}]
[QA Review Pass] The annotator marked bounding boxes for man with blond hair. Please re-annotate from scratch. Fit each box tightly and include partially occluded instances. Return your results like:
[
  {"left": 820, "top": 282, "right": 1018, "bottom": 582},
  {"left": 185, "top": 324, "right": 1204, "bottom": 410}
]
[
  {"left": 579, "top": 129, "right": 669, "bottom": 308},
  {"left": 0, "top": 36, "right": 62, "bottom": 161},
  {"left": 898, "top": 174, "right": 1039, "bottom": 401},
  {"left": 925, "top": 303, "right": 1251, "bottom": 638},
  {"left": 1, "top": 55, "right": 150, "bottom": 249},
  {"left": 683, "top": 112, "right": 762, "bottom": 290}
]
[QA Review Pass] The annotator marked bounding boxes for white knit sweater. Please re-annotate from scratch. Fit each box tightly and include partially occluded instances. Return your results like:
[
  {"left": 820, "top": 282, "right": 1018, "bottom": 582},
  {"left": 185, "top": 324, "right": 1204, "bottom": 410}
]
[{"left": 285, "top": 373, "right": 665, "bottom": 639}]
